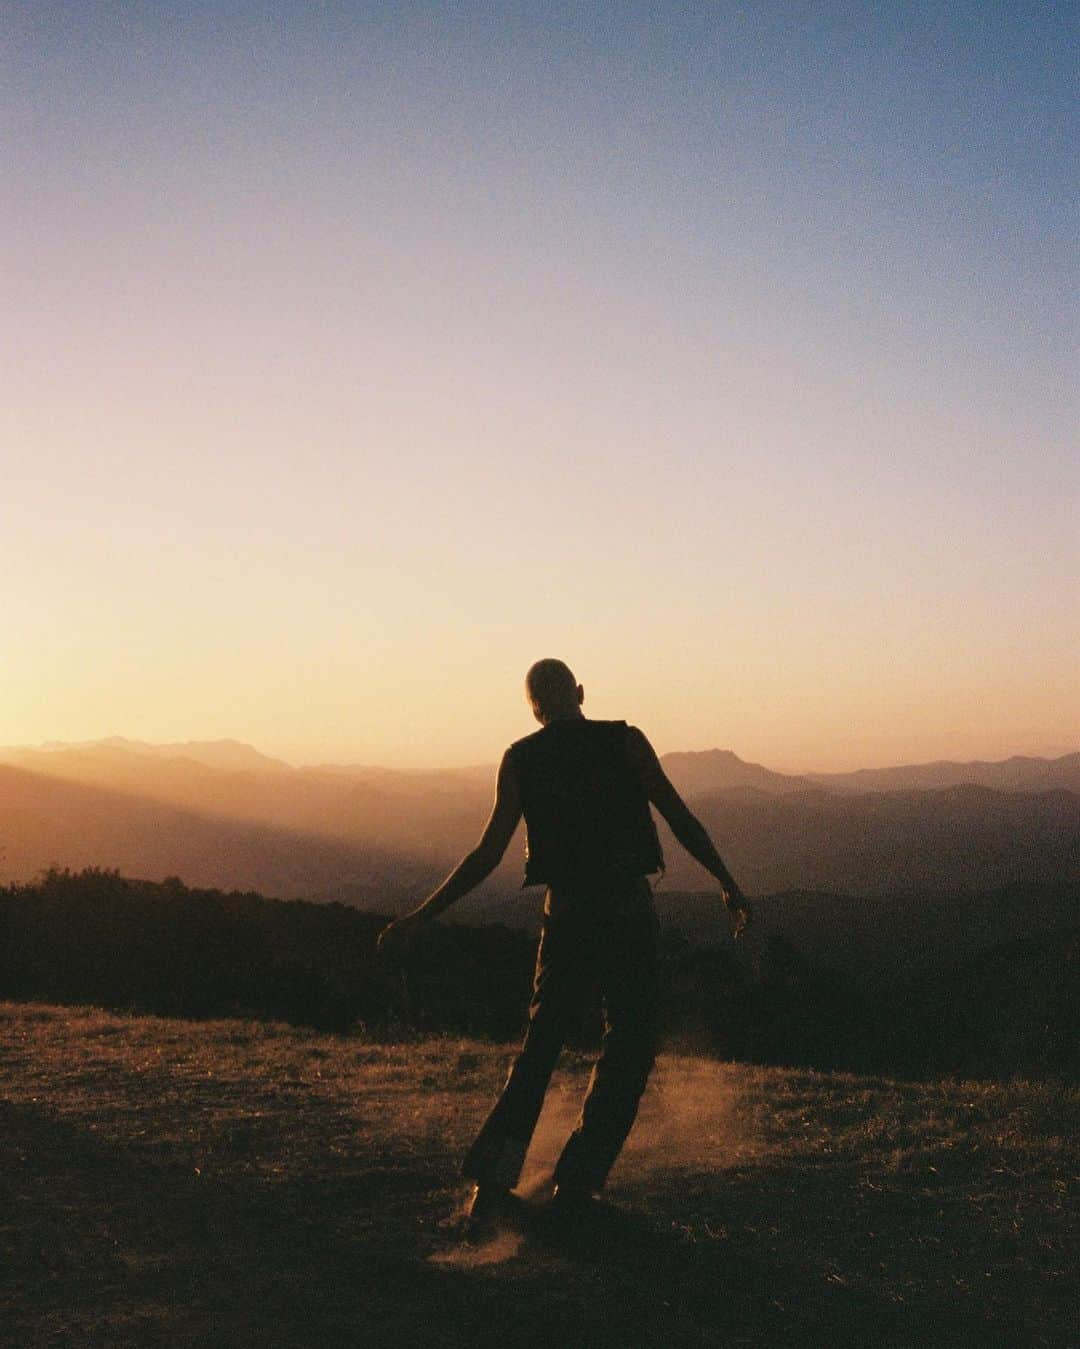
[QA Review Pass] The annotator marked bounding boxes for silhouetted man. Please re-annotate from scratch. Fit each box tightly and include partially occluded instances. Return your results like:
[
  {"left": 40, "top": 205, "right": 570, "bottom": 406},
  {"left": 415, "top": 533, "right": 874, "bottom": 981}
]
[{"left": 378, "top": 658, "right": 750, "bottom": 1236}]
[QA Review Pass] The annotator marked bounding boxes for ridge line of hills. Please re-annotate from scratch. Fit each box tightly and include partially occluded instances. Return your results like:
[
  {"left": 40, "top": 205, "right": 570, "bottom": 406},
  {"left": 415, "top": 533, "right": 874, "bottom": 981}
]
[
  {"left": 0, "top": 738, "right": 1075, "bottom": 907},
  {"left": 3, "top": 736, "right": 1078, "bottom": 795}
]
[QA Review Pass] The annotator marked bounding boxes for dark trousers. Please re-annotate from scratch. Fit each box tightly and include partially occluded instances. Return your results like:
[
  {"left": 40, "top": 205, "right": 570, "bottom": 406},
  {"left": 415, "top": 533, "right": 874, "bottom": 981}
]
[{"left": 462, "top": 875, "right": 660, "bottom": 1194}]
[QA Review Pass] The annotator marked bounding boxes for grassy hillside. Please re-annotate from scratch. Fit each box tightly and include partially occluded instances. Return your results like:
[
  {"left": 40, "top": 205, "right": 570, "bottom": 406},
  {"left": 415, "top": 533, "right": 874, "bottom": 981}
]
[{"left": 1, "top": 1004, "right": 1075, "bottom": 1347}]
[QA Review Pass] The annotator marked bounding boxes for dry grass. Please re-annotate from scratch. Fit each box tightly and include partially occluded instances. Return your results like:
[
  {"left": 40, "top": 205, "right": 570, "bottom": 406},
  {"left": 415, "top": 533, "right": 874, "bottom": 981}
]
[{"left": 0, "top": 1002, "right": 1075, "bottom": 1347}]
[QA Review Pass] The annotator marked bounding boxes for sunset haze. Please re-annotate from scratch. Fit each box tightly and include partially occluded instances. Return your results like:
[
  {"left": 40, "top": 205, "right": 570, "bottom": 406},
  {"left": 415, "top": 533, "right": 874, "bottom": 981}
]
[{"left": 6, "top": 2, "right": 1076, "bottom": 770}]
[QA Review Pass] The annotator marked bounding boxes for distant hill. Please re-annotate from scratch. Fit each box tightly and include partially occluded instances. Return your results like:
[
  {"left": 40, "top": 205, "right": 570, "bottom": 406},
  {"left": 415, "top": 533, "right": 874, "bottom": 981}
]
[
  {"left": 1, "top": 738, "right": 1076, "bottom": 906},
  {"left": 652, "top": 783, "right": 1079, "bottom": 898},
  {"left": 0, "top": 763, "right": 442, "bottom": 907},
  {"left": 0, "top": 745, "right": 504, "bottom": 862},
  {"left": 4, "top": 735, "right": 1075, "bottom": 798},
  {"left": 306, "top": 762, "right": 494, "bottom": 789},
  {"left": 806, "top": 752, "right": 1080, "bottom": 795},
  {"left": 4, "top": 737, "right": 292, "bottom": 775},
  {"left": 659, "top": 748, "right": 812, "bottom": 796}
]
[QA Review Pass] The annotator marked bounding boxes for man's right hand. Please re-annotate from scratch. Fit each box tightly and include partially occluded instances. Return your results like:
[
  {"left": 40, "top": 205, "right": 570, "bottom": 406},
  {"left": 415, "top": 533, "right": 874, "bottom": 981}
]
[
  {"left": 723, "top": 887, "right": 752, "bottom": 940},
  {"left": 377, "top": 912, "right": 424, "bottom": 956}
]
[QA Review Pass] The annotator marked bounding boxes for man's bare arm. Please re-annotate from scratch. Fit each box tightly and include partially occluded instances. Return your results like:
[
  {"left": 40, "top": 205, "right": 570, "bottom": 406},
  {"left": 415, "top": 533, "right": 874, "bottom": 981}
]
[
  {"left": 378, "top": 752, "right": 522, "bottom": 947},
  {"left": 627, "top": 727, "right": 749, "bottom": 915}
]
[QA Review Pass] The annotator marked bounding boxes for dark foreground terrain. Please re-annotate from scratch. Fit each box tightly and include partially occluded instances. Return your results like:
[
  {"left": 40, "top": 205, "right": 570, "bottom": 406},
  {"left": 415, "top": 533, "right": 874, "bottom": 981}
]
[
  {"left": 6, "top": 870, "right": 1078, "bottom": 1081},
  {"left": 1, "top": 1004, "right": 1075, "bottom": 1348}
]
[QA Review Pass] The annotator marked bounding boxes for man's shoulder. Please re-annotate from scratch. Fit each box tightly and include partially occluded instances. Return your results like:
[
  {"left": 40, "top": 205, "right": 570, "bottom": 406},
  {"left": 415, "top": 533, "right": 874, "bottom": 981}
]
[
  {"left": 508, "top": 723, "right": 641, "bottom": 777},
  {"left": 509, "top": 719, "right": 630, "bottom": 749},
  {"left": 508, "top": 727, "right": 545, "bottom": 755}
]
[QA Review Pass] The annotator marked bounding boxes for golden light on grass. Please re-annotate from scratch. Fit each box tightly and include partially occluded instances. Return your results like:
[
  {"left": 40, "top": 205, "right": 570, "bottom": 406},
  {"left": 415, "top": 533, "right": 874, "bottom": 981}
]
[{"left": 2, "top": 1002, "right": 1075, "bottom": 1344}]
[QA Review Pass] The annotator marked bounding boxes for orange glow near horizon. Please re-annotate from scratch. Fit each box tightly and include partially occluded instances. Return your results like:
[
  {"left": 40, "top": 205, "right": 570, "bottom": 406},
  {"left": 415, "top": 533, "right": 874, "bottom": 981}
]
[{"left": 6, "top": 6, "right": 1076, "bottom": 774}]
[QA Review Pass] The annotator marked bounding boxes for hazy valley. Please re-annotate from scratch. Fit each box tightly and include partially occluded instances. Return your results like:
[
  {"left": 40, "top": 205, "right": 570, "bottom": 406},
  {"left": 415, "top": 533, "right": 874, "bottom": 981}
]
[{"left": 1, "top": 738, "right": 1076, "bottom": 912}]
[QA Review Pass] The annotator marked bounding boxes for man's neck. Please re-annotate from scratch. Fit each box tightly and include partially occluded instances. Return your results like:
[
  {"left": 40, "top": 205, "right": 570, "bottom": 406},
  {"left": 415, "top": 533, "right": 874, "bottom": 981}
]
[{"left": 542, "top": 709, "right": 585, "bottom": 726}]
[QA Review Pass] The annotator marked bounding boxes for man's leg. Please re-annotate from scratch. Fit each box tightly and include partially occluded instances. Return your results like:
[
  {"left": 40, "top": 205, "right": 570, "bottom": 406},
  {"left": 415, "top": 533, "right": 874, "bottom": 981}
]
[
  {"left": 552, "top": 878, "right": 659, "bottom": 1196},
  {"left": 462, "top": 904, "right": 589, "bottom": 1190}
]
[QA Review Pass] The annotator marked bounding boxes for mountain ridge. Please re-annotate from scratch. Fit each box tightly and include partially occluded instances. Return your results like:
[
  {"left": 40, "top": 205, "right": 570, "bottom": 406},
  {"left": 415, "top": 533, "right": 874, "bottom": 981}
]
[
  {"left": 3, "top": 737, "right": 1076, "bottom": 794},
  {"left": 1, "top": 755, "right": 1074, "bottom": 905},
  {"left": 806, "top": 751, "right": 1080, "bottom": 794}
]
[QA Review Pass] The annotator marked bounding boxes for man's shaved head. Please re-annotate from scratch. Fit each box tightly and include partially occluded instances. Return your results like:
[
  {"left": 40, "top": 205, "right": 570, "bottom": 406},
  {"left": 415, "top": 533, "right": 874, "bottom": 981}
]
[{"left": 525, "top": 658, "right": 583, "bottom": 722}]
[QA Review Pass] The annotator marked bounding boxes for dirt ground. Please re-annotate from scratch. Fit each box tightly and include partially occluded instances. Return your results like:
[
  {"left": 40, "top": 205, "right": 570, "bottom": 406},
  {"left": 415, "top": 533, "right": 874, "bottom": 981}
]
[{"left": 0, "top": 1002, "right": 1075, "bottom": 1347}]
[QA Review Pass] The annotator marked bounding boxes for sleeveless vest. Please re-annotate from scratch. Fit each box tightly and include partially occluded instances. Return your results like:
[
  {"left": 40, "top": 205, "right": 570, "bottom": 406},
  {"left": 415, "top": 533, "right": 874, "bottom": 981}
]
[{"left": 509, "top": 719, "right": 664, "bottom": 888}]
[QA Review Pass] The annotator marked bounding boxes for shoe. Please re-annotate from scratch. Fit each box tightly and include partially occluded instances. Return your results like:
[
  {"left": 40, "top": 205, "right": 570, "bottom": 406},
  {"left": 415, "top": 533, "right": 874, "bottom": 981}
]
[
  {"left": 548, "top": 1182, "right": 599, "bottom": 1226},
  {"left": 463, "top": 1183, "right": 524, "bottom": 1242}
]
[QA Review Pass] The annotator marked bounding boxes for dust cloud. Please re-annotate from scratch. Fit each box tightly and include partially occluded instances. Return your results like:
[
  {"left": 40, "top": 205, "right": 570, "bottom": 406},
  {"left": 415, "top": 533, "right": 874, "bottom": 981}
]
[
  {"left": 429, "top": 1230, "right": 524, "bottom": 1268},
  {"left": 519, "top": 1054, "right": 747, "bottom": 1197},
  {"left": 430, "top": 1055, "right": 749, "bottom": 1266}
]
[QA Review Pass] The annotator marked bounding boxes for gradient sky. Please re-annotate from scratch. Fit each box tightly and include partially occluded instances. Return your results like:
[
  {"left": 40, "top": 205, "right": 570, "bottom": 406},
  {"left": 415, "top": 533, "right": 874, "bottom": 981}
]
[{"left": 5, "top": 1, "right": 1077, "bottom": 770}]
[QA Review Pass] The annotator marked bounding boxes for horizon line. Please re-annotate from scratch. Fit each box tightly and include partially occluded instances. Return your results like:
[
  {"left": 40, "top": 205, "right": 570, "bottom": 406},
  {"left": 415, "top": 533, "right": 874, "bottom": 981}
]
[{"left": 2, "top": 733, "right": 1076, "bottom": 781}]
